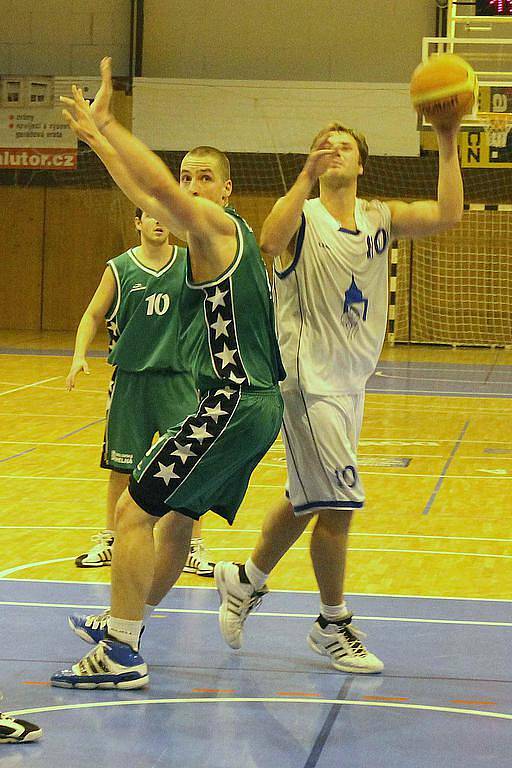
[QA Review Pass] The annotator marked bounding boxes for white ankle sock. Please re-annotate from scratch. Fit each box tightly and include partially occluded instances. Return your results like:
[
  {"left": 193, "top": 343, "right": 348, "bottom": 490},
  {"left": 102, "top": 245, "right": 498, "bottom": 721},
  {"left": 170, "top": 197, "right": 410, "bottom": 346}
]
[
  {"left": 244, "top": 558, "right": 269, "bottom": 590},
  {"left": 143, "top": 604, "right": 157, "bottom": 622},
  {"left": 108, "top": 616, "right": 143, "bottom": 651},
  {"left": 190, "top": 537, "right": 201, "bottom": 550},
  {"left": 320, "top": 601, "right": 349, "bottom": 623}
]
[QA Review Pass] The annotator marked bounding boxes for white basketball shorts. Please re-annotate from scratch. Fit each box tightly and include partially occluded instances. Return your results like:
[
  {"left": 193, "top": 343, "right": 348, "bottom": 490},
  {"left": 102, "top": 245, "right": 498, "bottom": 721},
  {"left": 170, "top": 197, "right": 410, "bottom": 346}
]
[{"left": 281, "top": 388, "right": 365, "bottom": 515}]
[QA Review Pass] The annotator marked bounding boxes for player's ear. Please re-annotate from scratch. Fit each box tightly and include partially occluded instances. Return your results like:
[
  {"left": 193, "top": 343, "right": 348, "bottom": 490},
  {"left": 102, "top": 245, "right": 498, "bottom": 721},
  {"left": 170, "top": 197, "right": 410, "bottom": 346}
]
[{"left": 223, "top": 178, "right": 233, "bottom": 203}]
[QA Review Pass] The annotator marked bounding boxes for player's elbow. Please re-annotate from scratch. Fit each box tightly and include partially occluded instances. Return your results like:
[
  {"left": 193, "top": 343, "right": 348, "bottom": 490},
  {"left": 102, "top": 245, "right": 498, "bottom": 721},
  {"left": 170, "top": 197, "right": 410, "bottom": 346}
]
[
  {"left": 441, "top": 207, "right": 464, "bottom": 230},
  {"left": 259, "top": 232, "right": 283, "bottom": 258}
]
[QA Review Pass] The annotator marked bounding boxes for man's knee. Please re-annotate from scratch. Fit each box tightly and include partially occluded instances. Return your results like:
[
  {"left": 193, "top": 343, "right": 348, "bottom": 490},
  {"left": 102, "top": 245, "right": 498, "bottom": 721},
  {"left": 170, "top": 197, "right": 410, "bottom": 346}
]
[
  {"left": 314, "top": 508, "right": 352, "bottom": 536},
  {"left": 115, "top": 489, "right": 156, "bottom": 533}
]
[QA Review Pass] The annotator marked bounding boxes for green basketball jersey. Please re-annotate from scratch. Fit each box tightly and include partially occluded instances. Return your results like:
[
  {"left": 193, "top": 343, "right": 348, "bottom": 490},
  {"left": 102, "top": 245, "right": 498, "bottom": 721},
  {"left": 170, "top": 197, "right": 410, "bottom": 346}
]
[
  {"left": 106, "top": 245, "right": 190, "bottom": 373},
  {"left": 181, "top": 207, "right": 285, "bottom": 393}
]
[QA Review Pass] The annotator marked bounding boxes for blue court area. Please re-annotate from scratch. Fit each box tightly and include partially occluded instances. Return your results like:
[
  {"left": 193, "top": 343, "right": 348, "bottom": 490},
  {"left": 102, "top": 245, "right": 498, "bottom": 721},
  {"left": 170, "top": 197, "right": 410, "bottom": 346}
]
[
  {"left": 369, "top": 360, "right": 512, "bottom": 397},
  {"left": 1, "top": 580, "right": 511, "bottom": 768}
]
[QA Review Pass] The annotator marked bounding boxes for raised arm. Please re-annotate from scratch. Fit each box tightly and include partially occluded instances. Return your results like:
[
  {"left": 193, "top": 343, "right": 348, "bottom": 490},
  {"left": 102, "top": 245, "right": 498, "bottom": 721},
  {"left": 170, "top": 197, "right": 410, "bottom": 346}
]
[
  {"left": 388, "top": 117, "right": 464, "bottom": 239},
  {"left": 260, "top": 146, "right": 340, "bottom": 258},
  {"left": 66, "top": 267, "right": 116, "bottom": 390},
  {"left": 61, "top": 59, "right": 233, "bottom": 242}
]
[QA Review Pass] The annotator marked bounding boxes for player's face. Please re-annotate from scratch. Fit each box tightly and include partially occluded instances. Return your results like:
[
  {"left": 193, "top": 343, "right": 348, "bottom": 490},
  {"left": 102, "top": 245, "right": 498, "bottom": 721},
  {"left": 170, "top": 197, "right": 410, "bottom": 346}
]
[
  {"left": 315, "top": 131, "right": 363, "bottom": 186},
  {"left": 136, "top": 212, "right": 170, "bottom": 244},
  {"left": 179, "top": 155, "right": 232, "bottom": 206}
]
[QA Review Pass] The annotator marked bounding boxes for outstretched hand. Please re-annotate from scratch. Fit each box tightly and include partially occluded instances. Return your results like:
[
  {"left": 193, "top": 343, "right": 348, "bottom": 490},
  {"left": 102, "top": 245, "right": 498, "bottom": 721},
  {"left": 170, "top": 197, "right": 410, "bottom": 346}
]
[
  {"left": 89, "top": 57, "right": 114, "bottom": 129},
  {"left": 60, "top": 85, "right": 104, "bottom": 148}
]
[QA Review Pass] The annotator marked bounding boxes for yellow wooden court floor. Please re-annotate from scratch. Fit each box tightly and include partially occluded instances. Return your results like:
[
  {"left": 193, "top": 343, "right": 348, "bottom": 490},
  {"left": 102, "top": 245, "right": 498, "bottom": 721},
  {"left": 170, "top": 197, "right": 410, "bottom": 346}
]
[{"left": 0, "top": 330, "right": 511, "bottom": 601}]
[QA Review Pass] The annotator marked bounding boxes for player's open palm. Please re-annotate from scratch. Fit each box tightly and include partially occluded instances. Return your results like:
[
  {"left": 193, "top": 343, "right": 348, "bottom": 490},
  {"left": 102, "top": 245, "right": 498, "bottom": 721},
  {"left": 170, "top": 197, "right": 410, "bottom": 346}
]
[
  {"left": 66, "top": 357, "right": 90, "bottom": 391},
  {"left": 60, "top": 85, "right": 103, "bottom": 147}
]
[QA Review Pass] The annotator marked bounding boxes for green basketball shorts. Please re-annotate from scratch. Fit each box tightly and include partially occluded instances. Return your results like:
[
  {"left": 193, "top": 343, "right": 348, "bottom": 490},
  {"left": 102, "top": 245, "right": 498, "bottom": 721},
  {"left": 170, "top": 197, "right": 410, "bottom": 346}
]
[
  {"left": 101, "top": 368, "right": 198, "bottom": 473},
  {"left": 129, "top": 384, "right": 283, "bottom": 524}
]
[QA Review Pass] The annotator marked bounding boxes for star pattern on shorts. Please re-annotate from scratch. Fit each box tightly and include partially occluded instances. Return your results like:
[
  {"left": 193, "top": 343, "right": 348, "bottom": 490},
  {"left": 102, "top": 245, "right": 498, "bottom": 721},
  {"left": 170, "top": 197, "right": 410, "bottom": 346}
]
[
  {"left": 154, "top": 461, "right": 180, "bottom": 485},
  {"left": 171, "top": 442, "right": 197, "bottom": 463},
  {"left": 188, "top": 422, "right": 213, "bottom": 444},
  {"left": 204, "top": 402, "right": 228, "bottom": 423},
  {"left": 143, "top": 388, "right": 241, "bottom": 500}
]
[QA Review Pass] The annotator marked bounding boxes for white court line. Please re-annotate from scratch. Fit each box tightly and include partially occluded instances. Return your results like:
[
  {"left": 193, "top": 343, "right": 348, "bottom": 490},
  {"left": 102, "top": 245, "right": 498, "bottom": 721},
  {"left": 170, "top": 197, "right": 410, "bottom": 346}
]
[
  {"left": 1, "top": 472, "right": 511, "bottom": 483},
  {"left": 0, "top": 544, "right": 510, "bottom": 580},
  {"left": 0, "top": 376, "right": 61, "bottom": 397},
  {"left": 367, "top": 387, "right": 512, "bottom": 397},
  {"left": 203, "top": 529, "right": 512, "bottom": 544},
  {"left": 206, "top": 547, "right": 512, "bottom": 559},
  {"left": 0, "top": 474, "right": 107, "bottom": 482},
  {"left": 375, "top": 371, "right": 511, "bottom": 385},
  {"left": 0, "top": 441, "right": 99, "bottom": 447},
  {"left": 0, "top": 380, "right": 105, "bottom": 394},
  {"left": 0, "top": 557, "right": 74, "bottom": 578},
  {"left": 2, "top": 575, "right": 511, "bottom": 602},
  {"left": 1, "top": 599, "right": 511, "bottom": 628},
  {"left": 0, "top": 412, "right": 100, "bottom": 418},
  {"left": 1, "top": 526, "right": 512, "bottom": 545},
  {"left": 376, "top": 365, "right": 512, "bottom": 372},
  {"left": 6, "top": 697, "right": 512, "bottom": 723}
]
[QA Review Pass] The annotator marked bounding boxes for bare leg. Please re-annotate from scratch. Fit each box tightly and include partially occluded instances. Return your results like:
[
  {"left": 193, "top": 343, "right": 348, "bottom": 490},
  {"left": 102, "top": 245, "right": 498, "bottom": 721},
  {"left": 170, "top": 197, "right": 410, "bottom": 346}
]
[
  {"left": 147, "top": 512, "right": 194, "bottom": 605},
  {"left": 251, "top": 497, "right": 312, "bottom": 573},
  {"left": 110, "top": 490, "right": 159, "bottom": 620},
  {"left": 106, "top": 470, "right": 129, "bottom": 530},
  {"left": 191, "top": 519, "right": 202, "bottom": 539},
  {"left": 309, "top": 508, "right": 353, "bottom": 605}
]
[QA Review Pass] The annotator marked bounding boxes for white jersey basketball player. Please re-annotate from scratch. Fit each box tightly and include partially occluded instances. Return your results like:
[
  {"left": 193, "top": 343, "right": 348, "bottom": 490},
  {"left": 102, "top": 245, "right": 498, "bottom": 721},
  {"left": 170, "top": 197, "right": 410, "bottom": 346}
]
[{"left": 215, "top": 116, "right": 464, "bottom": 673}]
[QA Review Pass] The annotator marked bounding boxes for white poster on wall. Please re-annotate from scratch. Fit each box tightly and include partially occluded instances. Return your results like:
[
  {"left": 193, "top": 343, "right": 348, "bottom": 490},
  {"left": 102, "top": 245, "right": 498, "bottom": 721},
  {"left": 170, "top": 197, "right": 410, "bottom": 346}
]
[{"left": 0, "top": 76, "right": 77, "bottom": 170}]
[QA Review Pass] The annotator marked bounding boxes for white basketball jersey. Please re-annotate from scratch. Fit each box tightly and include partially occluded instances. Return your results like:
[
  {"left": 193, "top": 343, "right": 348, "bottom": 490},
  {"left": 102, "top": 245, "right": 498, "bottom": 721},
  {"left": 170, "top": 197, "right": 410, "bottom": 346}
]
[{"left": 274, "top": 196, "right": 391, "bottom": 395}]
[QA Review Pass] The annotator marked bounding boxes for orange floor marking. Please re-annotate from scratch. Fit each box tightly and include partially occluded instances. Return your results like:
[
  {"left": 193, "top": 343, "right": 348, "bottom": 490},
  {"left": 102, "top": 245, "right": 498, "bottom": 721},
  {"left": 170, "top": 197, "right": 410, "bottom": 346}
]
[
  {"left": 362, "top": 696, "right": 409, "bottom": 702},
  {"left": 276, "top": 691, "right": 322, "bottom": 697},
  {"left": 192, "top": 688, "right": 237, "bottom": 693},
  {"left": 22, "top": 681, "right": 49, "bottom": 685}
]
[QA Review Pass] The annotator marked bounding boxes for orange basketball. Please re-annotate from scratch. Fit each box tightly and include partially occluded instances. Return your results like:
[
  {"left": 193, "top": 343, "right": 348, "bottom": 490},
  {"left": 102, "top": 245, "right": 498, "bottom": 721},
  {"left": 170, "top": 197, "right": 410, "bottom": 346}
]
[{"left": 410, "top": 54, "right": 478, "bottom": 128}]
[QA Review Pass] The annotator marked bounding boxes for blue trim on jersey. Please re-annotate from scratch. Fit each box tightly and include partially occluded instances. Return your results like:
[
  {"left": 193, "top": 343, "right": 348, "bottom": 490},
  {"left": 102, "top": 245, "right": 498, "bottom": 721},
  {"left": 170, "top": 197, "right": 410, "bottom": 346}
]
[
  {"left": 294, "top": 500, "right": 364, "bottom": 513},
  {"left": 274, "top": 213, "right": 306, "bottom": 279},
  {"left": 338, "top": 226, "right": 360, "bottom": 235}
]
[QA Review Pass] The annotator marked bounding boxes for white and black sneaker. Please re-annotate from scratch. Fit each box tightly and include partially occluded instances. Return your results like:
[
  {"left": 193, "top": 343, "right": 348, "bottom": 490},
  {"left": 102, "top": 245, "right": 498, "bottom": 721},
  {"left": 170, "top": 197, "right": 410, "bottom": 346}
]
[
  {"left": 215, "top": 561, "right": 269, "bottom": 649},
  {"left": 0, "top": 713, "right": 42, "bottom": 743},
  {"left": 308, "top": 613, "right": 384, "bottom": 674},
  {"left": 75, "top": 531, "right": 114, "bottom": 568},
  {"left": 183, "top": 541, "right": 216, "bottom": 578}
]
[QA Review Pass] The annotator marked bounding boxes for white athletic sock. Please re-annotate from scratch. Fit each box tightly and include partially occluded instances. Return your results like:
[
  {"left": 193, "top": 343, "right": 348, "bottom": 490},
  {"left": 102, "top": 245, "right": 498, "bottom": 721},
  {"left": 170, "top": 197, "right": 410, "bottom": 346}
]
[
  {"left": 320, "top": 601, "right": 349, "bottom": 625},
  {"left": 143, "top": 603, "right": 157, "bottom": 622},
  {"left": 102, "top": 530, "right": 115, "bottom": 538},
  {"left": 190, "top": 537, "right": 201, "bottom": 550},
  {"left": 244, "top": 558, "right": 269, "bottom": 590},
  {"left": 108, "top": 616, "right": 143, "bottom": 651}
]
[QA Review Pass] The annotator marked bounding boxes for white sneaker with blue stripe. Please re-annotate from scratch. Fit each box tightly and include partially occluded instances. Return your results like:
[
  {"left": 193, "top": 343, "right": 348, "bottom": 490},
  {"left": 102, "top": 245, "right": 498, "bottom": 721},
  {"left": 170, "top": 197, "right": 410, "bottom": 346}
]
[{"left": 50, "top": 638, "right": 149, "bottom": 689}]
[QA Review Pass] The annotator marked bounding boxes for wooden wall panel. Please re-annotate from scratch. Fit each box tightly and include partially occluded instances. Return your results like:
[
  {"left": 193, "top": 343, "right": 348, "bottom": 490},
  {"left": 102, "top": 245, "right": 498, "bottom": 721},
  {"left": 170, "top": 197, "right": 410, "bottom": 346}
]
[
  {"left": 0, "top": 187, "right": 45, "bottom": 330},
  {"left": 42, "top": 188, "right": 135, "bottom": 331}
]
